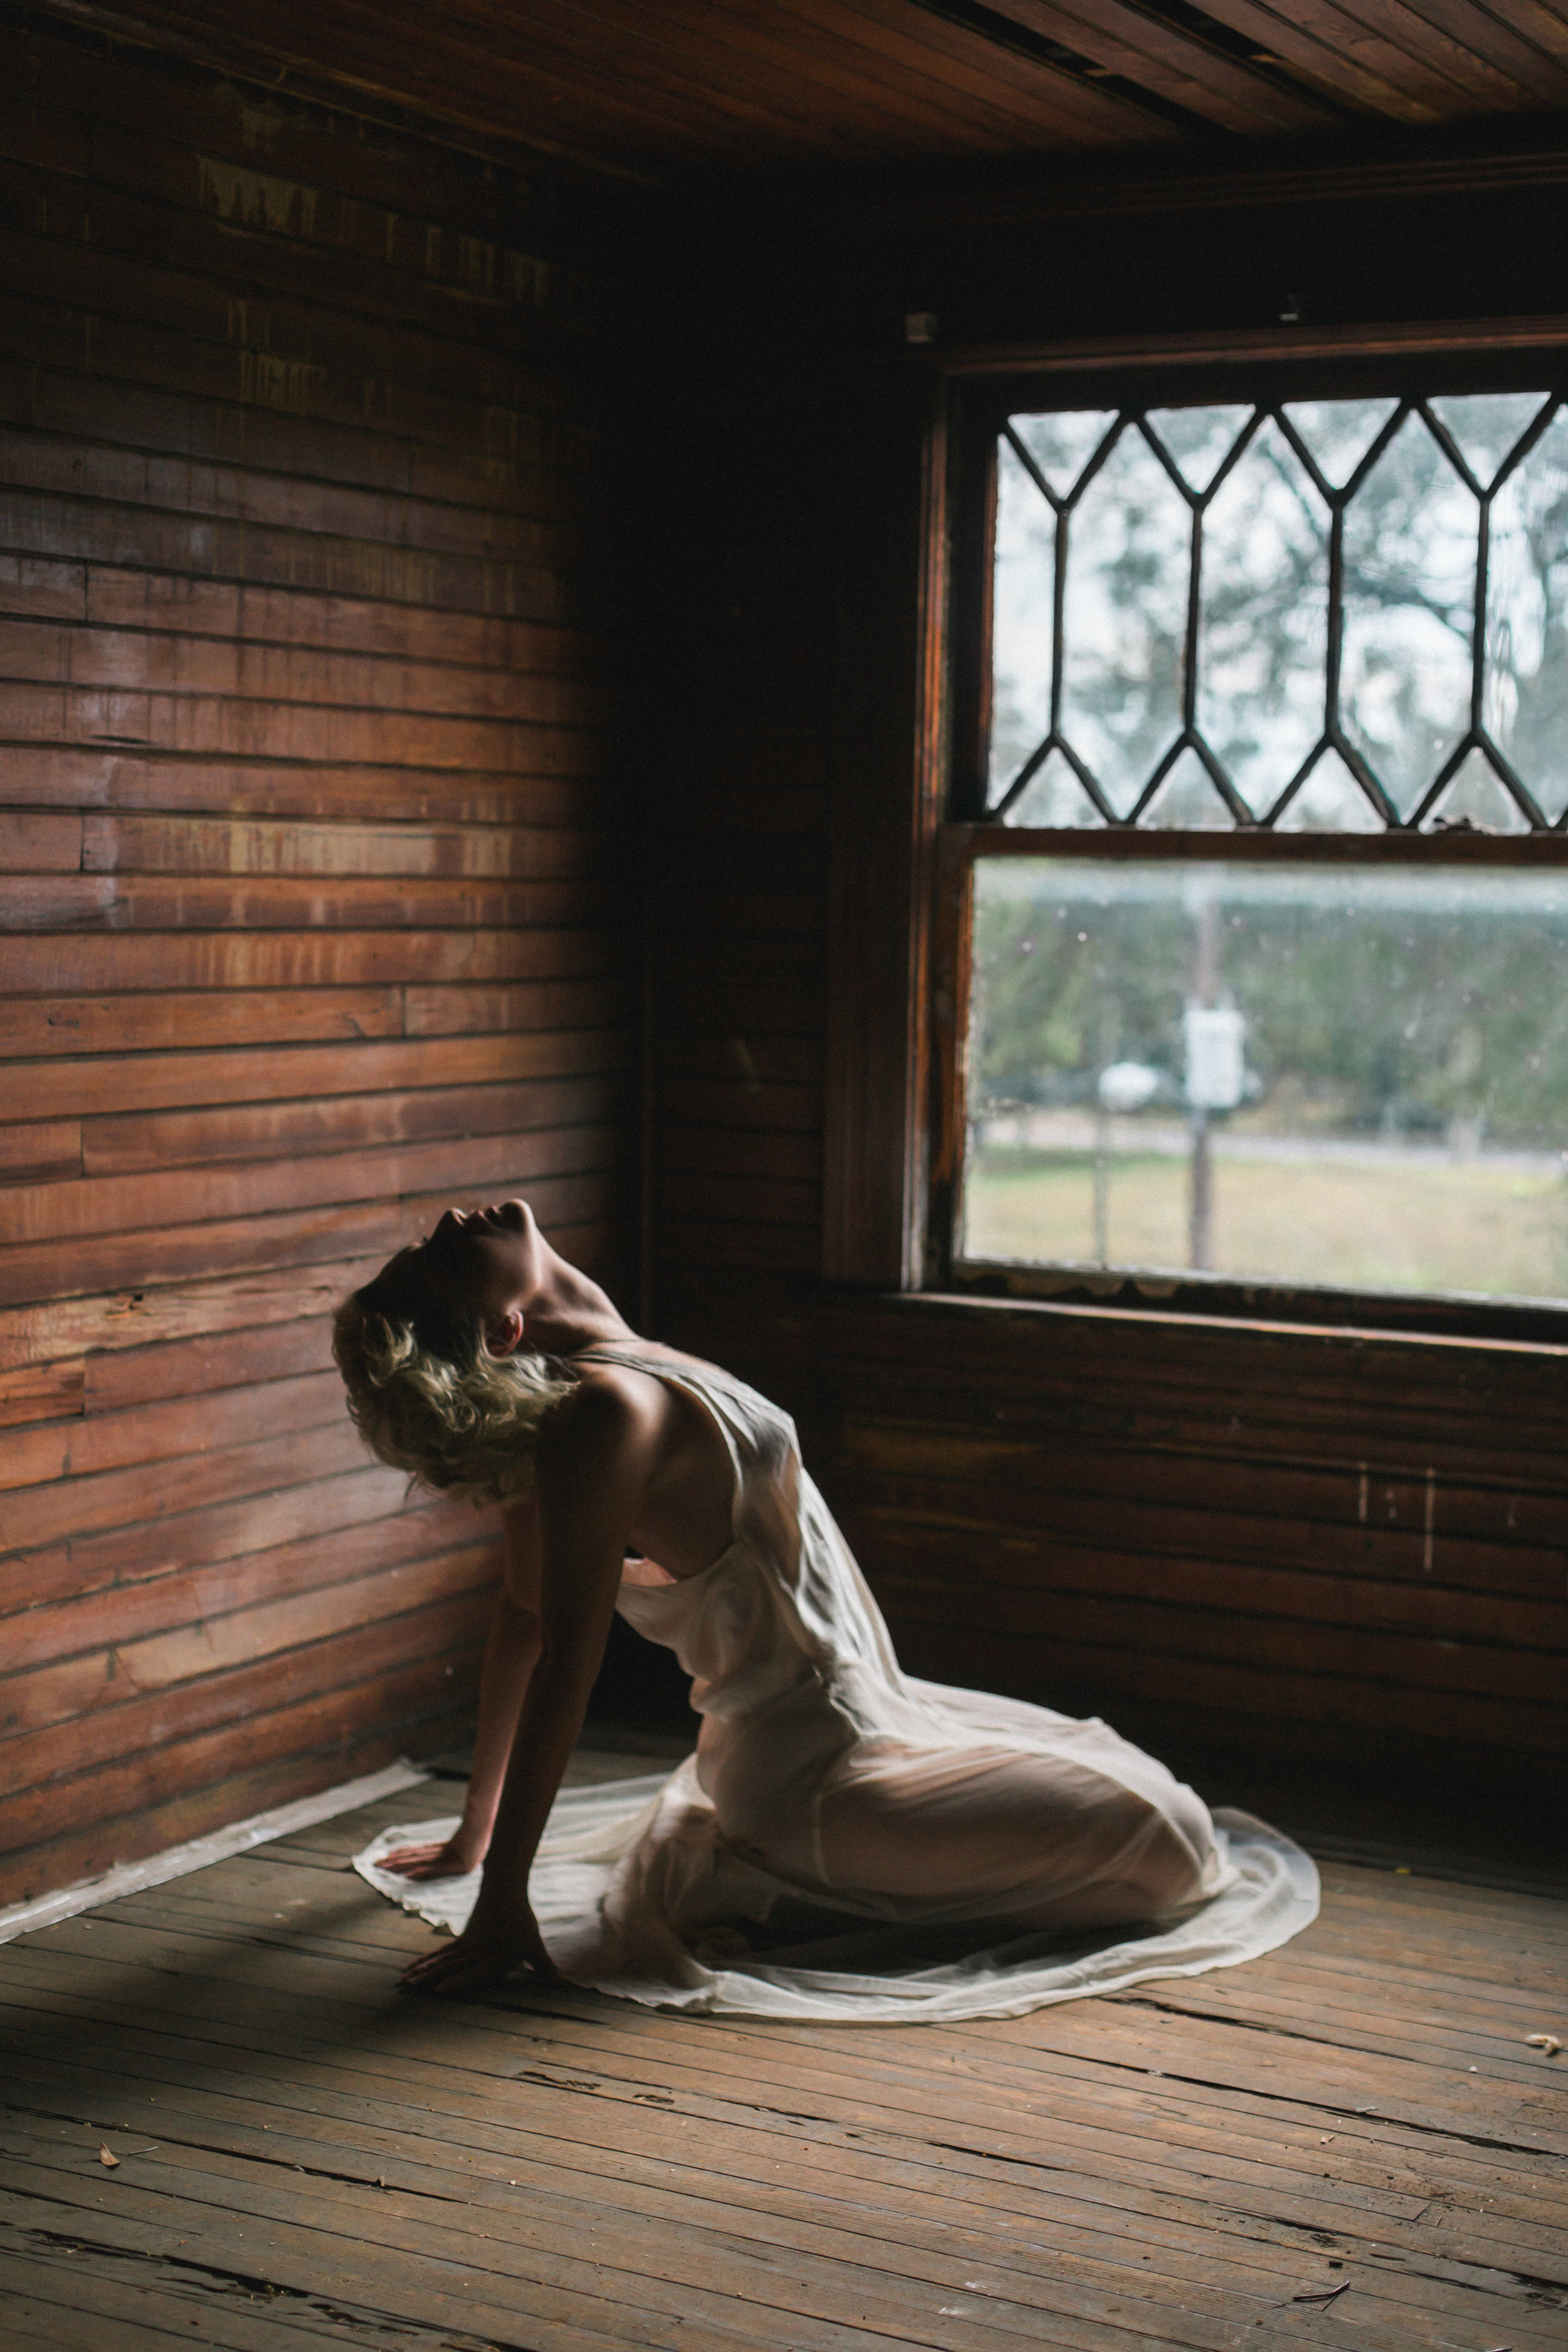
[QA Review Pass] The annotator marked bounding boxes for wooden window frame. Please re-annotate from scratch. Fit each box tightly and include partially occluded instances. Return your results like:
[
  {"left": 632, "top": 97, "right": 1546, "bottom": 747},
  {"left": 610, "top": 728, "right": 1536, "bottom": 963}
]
[{"left": 824, "top": 312, "right": 1568, "bottom": 1345}]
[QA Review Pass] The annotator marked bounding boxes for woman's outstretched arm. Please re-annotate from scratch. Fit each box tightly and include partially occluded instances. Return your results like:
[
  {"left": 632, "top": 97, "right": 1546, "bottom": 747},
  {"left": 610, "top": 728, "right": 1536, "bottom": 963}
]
[
  {"left": 379, "top": 1608, "right": 541, "bottom": 1878},
  {"left": 400, "top": 1378, "right": 656, "bottom": 1996}
]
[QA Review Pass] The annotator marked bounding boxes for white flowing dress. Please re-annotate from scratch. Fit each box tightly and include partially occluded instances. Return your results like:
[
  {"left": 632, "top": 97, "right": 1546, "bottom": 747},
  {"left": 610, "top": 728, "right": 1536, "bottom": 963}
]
[{"left": 358, "top": 1346, "right": 1318, "bottom": 2020}]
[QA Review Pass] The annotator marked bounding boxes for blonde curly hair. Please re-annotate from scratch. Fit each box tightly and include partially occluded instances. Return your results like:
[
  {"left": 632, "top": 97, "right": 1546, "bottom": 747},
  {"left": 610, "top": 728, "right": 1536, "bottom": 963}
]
[{"left": 332, "top": 1250, "right": 575, "bottom": 1505}]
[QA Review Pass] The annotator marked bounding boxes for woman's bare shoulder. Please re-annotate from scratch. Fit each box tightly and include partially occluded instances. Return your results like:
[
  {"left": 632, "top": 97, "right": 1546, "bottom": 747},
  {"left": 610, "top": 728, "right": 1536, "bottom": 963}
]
[{"left": 538, "top": 1362, "right": 670, "bottom": 1471}]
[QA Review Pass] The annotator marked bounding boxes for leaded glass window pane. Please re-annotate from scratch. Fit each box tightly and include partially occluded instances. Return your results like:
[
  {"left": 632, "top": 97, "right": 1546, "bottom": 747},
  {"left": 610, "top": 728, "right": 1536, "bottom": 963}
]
[{"left": 986, "top": 389, "right": 1565, "bottom": 832}]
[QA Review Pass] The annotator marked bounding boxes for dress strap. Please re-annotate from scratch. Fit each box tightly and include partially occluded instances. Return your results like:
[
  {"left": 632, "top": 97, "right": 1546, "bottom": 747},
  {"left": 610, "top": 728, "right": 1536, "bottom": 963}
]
[{"left": 571, "top": 1347, "right": 747, "bottom": 1535}]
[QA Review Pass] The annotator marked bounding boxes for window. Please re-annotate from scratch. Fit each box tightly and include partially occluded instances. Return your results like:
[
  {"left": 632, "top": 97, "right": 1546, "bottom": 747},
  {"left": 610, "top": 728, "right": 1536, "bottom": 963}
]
[
  {"left": 940, "top": 366, "right": 1568, "bottom": 1328},
  {"left": 983, "top": 389, "right": 1567, "bottom": 832},
  {"left": 963, "top": 857, "right": 1568, "bottom": 1305}
]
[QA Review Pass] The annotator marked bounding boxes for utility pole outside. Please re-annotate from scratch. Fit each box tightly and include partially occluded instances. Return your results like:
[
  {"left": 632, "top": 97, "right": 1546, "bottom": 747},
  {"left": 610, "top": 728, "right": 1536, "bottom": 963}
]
[
  {"left": 1182, "top": 869, "right": 1245, "bottom": 1273},
  {"left": 1093, "top": 983, "right": 1115, "bottom": 1265},
  {"left": 1189, "top": 881, "right": 1218, "bottom": 1271}
]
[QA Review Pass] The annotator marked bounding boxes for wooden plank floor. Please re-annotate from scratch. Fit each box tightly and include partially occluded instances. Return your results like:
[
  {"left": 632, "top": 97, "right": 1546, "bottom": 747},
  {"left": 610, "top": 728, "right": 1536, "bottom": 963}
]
[{"left": 1, "top": 1752, "right": 1565, "bottom": 2352}]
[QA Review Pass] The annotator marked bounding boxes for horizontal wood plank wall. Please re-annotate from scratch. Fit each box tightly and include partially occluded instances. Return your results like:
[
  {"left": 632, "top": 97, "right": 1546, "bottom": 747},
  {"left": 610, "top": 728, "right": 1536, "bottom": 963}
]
[
  {"left": 820, "top": 1296, "right": 1568, "bottom": 1789},
  {"left": 644, "top": 381, "right": 830, "bottom": 1433},
  {"left": 0, "top": 21, "right": 637, "bottom": 1904}
]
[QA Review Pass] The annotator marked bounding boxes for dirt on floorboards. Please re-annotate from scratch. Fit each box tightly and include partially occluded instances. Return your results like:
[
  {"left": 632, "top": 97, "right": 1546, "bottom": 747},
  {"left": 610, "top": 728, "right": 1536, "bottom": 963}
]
[{"left": 0, "top": 1740, "right": 1564, "bottom": 2352}]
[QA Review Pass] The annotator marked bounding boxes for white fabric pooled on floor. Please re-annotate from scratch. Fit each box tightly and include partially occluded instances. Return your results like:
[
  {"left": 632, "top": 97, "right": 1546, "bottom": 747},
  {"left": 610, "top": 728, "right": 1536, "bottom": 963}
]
[{"left": 355, "top": 1778, "right": 1318, "bottom": 2023}]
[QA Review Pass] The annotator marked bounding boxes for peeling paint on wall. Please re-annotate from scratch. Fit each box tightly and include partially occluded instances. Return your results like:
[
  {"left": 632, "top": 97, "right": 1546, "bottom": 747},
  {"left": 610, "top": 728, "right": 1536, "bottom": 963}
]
[
  {"left": 238, "top": 351, "right": 327, "bottom": 415},
  {"left": 199, "top": 157, "right": 319, "bottom": 240},
  {"left": 235, "top": 95, "right": 285, "bottom": 153}
]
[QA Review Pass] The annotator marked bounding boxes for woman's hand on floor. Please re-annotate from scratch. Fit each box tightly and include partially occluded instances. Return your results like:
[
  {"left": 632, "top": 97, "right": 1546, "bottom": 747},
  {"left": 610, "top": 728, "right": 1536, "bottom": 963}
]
[
  {"left": 399, "top": 1891, "right": 557, "bottom": 1997},
  {"left": 381, "top": 1833, "right": 484, "bottom": 1881}
]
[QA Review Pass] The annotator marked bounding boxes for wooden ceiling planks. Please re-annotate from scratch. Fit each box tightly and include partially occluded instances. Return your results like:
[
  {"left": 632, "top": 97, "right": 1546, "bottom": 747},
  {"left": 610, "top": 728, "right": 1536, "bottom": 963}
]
[
  {"left": 46, "top": 0, "right": 1568, "bottom": 181},
  {"left": 80, "top": 0, "right": 785, "bottom": 179},
  {"left": 1395, "top": 0, "right": 1568, "bottom": 98},
  {"left": 724, "top": 0, "right": 1177, "bottom": 149},
  {"left": 1344, "top": 0, "right": 1568, "bottom": 107},
  {"left": 970, "top": 0, "right": 1339, "bottom": 134},
  {"left": 442, "top": 0, "right": 1162, "bottom": 154},
  {"left": 1194, "top": 0, "right": 1568, "bottom": 121},
  {"left": 1167, "top": 0, "right": 1453, "bottom": 122},
  {"left": 228, "top": 0, "right": 816, "bottom": 171},
  {"left": 501, "top": 0, "right": 1163, "bottom": 161},
  {"left": 422, "top": 0, "right": 1004, "bottom": 162},
  {"left": 70, "top": 0, "right": 1174, "bottom": 169}
]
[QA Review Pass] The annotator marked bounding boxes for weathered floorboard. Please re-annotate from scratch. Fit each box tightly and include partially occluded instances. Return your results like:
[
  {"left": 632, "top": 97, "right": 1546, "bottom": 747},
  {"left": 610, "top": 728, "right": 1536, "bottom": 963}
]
[{"left": 0, "top": 1760, "right": 1564, "bottom": 2351}]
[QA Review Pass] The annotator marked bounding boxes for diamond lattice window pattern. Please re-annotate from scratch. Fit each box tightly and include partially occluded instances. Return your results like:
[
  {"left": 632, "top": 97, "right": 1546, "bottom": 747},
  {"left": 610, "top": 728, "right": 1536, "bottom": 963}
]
[{"left": 987, "top": 393, "right": 1568, "bottom": 831}]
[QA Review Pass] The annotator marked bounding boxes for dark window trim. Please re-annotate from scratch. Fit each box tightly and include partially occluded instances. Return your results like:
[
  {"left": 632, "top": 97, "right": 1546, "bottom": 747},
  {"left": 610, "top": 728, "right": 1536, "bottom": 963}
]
[
  {"left": 937, "top": 1262, "right": 1568, "bottom": 1350},
  {"left": 854, "top": 1281, "right": 1568, "bottom": 1366},
  {"left": 823, "top": 315, "right": 1568, "bottom": 1353},
  {"left": 832, "top": 327, "right": 1568, "bottom": 1345},
  {"left": 937, "top": 312, "right": 1568, "bottom": 385}
]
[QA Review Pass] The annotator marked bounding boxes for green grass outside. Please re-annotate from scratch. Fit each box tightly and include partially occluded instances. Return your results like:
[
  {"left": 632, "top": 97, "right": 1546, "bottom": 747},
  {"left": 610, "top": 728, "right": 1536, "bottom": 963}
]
[{"left": 963, "top": 1147, "right": 1568, "bottom": 1300}]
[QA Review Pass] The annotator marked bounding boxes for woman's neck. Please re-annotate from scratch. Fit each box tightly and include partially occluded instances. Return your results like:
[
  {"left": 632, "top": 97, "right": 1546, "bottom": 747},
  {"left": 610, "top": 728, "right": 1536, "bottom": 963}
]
[{"left": 522, "top": 1248, "right": 635, "bottom": 1359}]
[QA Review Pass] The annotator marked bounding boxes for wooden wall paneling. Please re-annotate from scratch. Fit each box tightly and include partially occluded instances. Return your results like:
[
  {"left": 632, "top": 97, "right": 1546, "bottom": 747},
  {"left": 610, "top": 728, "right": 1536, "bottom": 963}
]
[
  {"left": 817, "top": 1296, "right": 1568, "bottom": 1788},
  {"left": 2, "top": 1591, "right": 495, "bottom": 1867},
  {"left": 0, "top": 1170, "right": 623, "bottom": 1338},
  {"left": 0, "top": 603, "right": 597, "bottom": 709},
  {"left": 7, "top": 1469, "right": 420, "bottom": 1623},
  {"left": 640, "top": 156, "right": 1568, "bottom": 1803},
  {"left": 82, "top": 1316, "right": 336, "bottom": 1414},
  {"left": 0, "top": 1359, "right": 83, "bottom": 1428},
  {"left": 6, "top": 1525, "right": 492, "bottom": 1738},
  {"left": 5, "top": 1552, "right": 494, "bottom": 1794},
  {"left": 0, "top": 1255, "right": 386, "bottom": 1380},
  {"left": 78, "top": 1073, "right": 628, "bottom": 1177},
  {"left": 0, "top": 926, "right": 625, "bottom": 995},
  {"left": 74, "top": 574, "right": 591, "bottom": 669},
  {"left": 1, "top": 1088, "right": 628, "bottom": 1246},
  {"left": 0, "top": 1646, "right": 493, "bottom": 1908},
  {"left": 839, "top": 1432, "right": 1568, "bottom": 1585},
  {"left": 637, "top": 356, "right": 832, "bottom": 1416},
  {"left": 3, "top": 755, "right": 615, "bottom": 827},
  {"left": 0, "top": 987, "right": 407, "bottom": 1057},
  {"left": 2, "top": 1364, "right": 345, "bottom": 1495},
  {"left": 6, "top": 1424, "right": 385, "bottom": 1576},
  {"left": 0, "top": 18, "right": 640, "bottom": 1902},
  {"left": 0, "top": 204, "right": 595, "bottom": 421},
  {"left": 14, "top": 1027, "right": 627, "bottom": 1122},
  {"left": 0, "top": 1122, "right": 79, "bottom": 1184},
  {"left": 0, "top": 1157, "right": 630, "bottom": 1331}
]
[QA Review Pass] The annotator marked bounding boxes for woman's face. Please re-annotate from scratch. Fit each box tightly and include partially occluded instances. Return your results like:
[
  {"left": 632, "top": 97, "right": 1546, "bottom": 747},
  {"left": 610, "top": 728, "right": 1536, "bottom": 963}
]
[{"left": 395, "top": 1199, "right": 543, "bottom": 1348}]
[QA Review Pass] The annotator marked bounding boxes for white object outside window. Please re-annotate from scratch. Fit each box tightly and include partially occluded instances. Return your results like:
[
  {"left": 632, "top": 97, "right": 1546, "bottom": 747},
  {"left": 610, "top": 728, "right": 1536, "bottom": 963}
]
[{"left": 1184, "top": 1005, "right": 1246, "bottom": 1111}]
